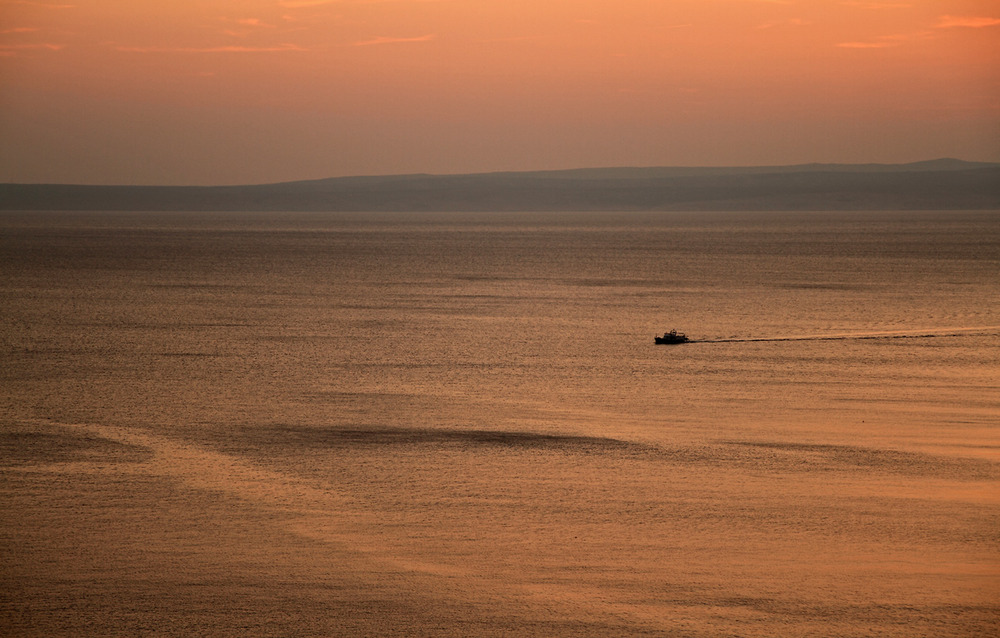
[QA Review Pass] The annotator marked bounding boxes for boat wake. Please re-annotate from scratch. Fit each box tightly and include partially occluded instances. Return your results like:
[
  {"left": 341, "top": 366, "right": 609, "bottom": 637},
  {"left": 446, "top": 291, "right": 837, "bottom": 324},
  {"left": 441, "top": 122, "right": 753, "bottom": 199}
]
[{"left": 695, "top": 326, "right": 1000, "bottom": 344}]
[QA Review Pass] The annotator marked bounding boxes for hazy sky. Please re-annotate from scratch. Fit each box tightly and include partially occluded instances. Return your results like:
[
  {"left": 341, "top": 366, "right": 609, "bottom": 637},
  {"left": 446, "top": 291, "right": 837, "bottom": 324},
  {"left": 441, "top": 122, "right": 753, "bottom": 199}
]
[{"left": 1, "top": 0, "right": 997, "bottom": 185}]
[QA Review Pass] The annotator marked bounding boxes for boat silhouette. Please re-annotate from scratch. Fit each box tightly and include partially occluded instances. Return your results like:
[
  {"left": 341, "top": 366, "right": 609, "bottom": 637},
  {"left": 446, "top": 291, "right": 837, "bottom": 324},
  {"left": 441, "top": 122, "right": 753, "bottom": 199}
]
[{"left": 655, "top": 330, "right": 689, "bottom": 345}]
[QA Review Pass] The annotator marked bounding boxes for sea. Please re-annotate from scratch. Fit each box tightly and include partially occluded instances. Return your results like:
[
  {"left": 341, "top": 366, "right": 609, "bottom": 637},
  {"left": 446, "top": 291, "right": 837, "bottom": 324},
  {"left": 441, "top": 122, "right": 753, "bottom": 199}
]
[{"left": 1, "top": 209, "right": 998, "bottom": 636}]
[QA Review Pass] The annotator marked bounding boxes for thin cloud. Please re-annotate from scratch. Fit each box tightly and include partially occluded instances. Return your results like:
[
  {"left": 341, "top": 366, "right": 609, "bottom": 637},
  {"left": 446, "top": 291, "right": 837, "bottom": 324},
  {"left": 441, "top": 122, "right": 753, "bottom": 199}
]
[
  {"left": 278, "top": 0, "right": 336, "bottom": 7},
  {"left": 279, "top": 0, "right": 446, "bottom": 5},
  {"left": 837, "top": 40, "right": 899, "bottom": 48},
  {"left": 352, "top": 34, "right": 436, "bottom": 46},
  {"left": 1, "top": 27, "right": 40, "bottom": 34},
  {"left": 936, "top": 15, "right": 1000, "bottom": 29},
  {"left": 217, "top": 16, "right": 277, "bottom": 38},
  {"left": 0, "top": 42, "right": 65, "bottom": 55},
  {"left": 236, "top": 18, "right": 273, "bottom": 28},
  {"left": 840, "top": 2, "right": 911, "bottom": 8},
  {"left": 837, "top": 30, "right": 930, "bottom": 48},
  {"left": 2, "top": 1, "right": 75, "bottom": 7},
  {"left": 837, "top": 12, "right": 998, "bottom": 49},
  {"left": 0, "top": 42, "right": 64, "bottom": 49},
  {"left": 478, "top": 36, "right": 535, "bottom": 44},
  {"left": 115, "top": 44, "right": 307, "bottom": 53},
  {"left": 757, "top": 18, "right": 811, "bottom": 29}
]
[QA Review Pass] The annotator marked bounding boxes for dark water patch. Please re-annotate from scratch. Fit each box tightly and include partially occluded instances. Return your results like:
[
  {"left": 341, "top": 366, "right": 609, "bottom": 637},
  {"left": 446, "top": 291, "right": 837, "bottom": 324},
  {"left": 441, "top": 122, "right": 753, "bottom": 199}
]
[
  {"left": 311, "top": 391, "right": 423, "bottom": 400},
  {"left": 632, "top": 586, "right": 999, "bottom": 628},
  {"left": 11, "top": 347, "right": 94, "bottom": 355},
  {"left": 696, "top": 326, "right": 1000, "bottom": 344},
  {"left": 0, "top": 422, "right": 152, "bottom": 466},
  {"left": 9, "top": 347, "right": 230, "bottom": 359},
  {"left": 243, "top": 424, "right": 655, "bottom": 455},
  {"left": 701, "top": 333, "right": 948, "bottom": 344},
  {"left": 451, "top": 275, "right": 512, "bottom": 285},
  {"left": 779, "top": 282, "right": 869, "bottom": 291},
  {"left": 155, "top": 352, "right": 228, "bottom": 358},
  {"left": 441, "top": 293, "right": 509, "bottom": 300},
  {"left": 260, "top": 334, "right": 344, "bottom": 342},
  {"left": 689, "top": 595, "right": 1000, "bottom": 632},
  {"left": 724, "top": 440, "right": 1000, "bottom": 480},
  {"left": 68, "top": 322, "right": 253, "bottom": 329},
  {"left": 454, "top": 274, "right": 548, "bottom": 283},
  {"left": 333, "top": 303, "right": 395, "bottom": 310},
  {"left": 149, "top": 283, "right": 247, "bottom": 290},
  {"left": 438, "top": 293, "right": 567, "bottom": 303},
  {"left": 564, "top": 278, "right": 657, "bottom": 288}
]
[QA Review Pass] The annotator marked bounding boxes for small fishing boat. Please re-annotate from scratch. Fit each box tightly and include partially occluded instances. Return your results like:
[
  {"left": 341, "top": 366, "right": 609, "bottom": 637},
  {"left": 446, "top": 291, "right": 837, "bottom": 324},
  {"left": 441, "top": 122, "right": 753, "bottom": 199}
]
[{"left": 655, "top": 330, "right": 689, "bottom": 345}]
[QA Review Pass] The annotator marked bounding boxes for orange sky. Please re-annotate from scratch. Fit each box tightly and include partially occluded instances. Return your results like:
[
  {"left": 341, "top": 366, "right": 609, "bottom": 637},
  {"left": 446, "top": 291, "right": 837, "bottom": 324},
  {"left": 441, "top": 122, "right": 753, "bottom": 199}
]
[{"left": 1, "top": 0, "right": 998, "bottom": 184}]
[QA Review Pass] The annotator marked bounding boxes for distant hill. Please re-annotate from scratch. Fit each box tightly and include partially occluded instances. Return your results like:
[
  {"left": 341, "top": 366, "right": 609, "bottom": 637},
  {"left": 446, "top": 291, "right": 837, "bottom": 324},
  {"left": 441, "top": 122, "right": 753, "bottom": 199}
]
[{"left": 2, "top": 159, "right": 999, "bottom": 212}]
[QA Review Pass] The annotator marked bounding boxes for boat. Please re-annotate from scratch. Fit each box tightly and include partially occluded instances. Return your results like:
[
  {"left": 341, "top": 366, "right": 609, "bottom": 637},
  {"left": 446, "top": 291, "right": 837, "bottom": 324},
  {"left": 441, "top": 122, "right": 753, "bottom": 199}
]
[{"left": 655, "top": 330, "right": 689, "bottom": 345}]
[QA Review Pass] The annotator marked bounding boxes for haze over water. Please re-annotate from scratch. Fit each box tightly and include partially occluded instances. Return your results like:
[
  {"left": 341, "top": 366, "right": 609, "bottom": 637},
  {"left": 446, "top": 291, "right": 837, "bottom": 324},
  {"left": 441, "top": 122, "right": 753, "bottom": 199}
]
[{"left": 2, "top": 210, "right": 998, "bottom": 636}]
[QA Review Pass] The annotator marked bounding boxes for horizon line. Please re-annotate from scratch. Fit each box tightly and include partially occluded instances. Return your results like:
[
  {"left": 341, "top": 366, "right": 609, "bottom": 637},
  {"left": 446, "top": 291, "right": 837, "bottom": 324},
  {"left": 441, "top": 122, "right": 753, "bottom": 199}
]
[{"left": 3, "top": 157, "right": 1000, "bottom": 189}]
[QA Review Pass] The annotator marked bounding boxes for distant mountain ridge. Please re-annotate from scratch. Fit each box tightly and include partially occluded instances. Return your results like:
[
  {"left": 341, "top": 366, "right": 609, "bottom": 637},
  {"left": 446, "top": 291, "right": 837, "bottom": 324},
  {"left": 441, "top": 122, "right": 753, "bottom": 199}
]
[
  {"left": 2, "top": 159, "right": 999, "bottom": 211},
  {"left": 278, "top": 158, "right": 996, "bottom": 185}
]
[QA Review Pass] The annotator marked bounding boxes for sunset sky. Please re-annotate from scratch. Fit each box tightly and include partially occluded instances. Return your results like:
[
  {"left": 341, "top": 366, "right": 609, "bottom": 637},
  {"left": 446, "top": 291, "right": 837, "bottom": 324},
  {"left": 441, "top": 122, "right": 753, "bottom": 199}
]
[{"left": 1, "top": 0, "right": 997, "bottom": 185}]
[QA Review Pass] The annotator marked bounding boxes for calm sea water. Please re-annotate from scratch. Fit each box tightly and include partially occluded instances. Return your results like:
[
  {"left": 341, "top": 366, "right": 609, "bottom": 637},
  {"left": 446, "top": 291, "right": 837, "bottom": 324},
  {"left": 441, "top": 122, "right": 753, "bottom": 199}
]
[{"left": 2, "top": 210, "right": 998, "bottom": 636}]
